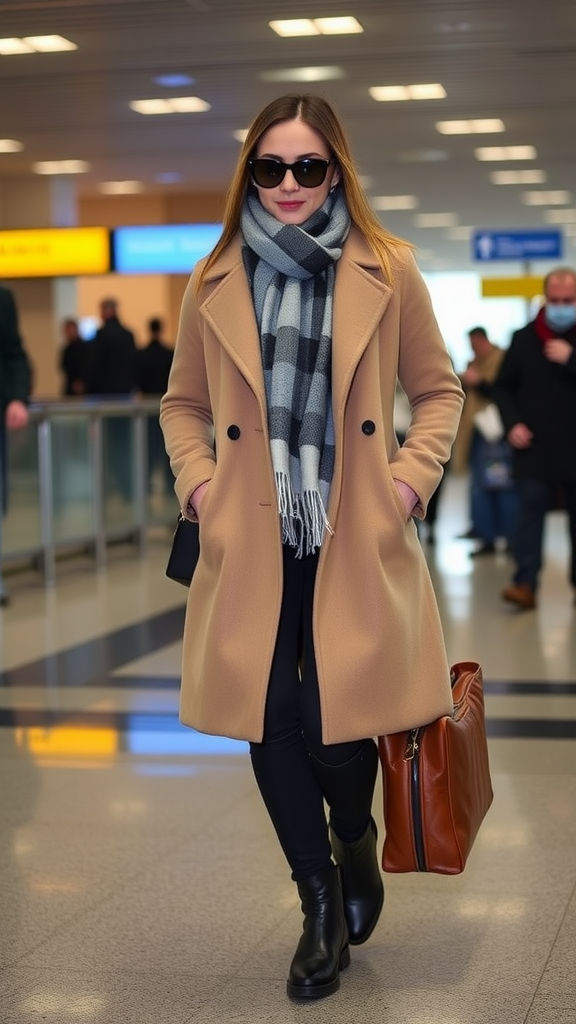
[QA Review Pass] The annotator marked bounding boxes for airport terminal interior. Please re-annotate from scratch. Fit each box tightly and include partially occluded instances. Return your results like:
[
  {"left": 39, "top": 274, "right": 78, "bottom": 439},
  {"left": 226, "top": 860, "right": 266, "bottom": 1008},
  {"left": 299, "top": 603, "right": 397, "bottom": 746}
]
[
  {"left": 2, "top": 2, "right": 576, "bottom": 1022},
  {"left": 1, "top": 474, "right": 575, "bottom": 1024}
]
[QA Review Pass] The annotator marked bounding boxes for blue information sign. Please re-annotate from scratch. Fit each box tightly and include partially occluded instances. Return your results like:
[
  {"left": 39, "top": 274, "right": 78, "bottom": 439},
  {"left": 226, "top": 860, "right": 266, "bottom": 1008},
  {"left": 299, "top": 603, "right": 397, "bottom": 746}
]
[
  {"left": 472, "top": 229, "right": 563, "bottom": 262},
  {"left": 112, "top": 223, "right": 223, "bottom": 274}
]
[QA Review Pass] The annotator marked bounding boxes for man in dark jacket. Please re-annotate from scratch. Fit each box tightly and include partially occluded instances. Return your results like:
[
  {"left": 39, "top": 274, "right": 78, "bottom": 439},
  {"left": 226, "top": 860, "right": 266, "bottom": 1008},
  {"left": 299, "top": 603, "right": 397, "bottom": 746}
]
[
  {"left": 85, "top": 298, "right": 137, "bottom": 395},
  {"left": 86, "top": 298, "right": 137, "bottom": 501},
  {"left": 137, "top": 317, "right": 174, "bottom": 496},
  {"left": 493, "top": 266, "right": 576, "bottom": 609},
  {"left": 0, "top": 285, "right": 31, "bottom": 605}
]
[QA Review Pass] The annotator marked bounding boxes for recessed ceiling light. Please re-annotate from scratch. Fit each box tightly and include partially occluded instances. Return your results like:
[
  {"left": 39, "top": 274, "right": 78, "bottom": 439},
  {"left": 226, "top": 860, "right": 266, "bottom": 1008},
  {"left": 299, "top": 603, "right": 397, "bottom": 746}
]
[
  {"left": 0, "top": 34, "right": 76, "bottom": 54},
  {"left": 522, "top": 190, "right": 572, "bottom": 205},
  {"left": 490, "top": 170, "right": 546, "bottom": 184},
  {"left": 0, "top": 37, "right": 35, "bottom": 54},
  {"left": 130, "top": 96, "right": 210, "bottom": 114},
  {"left": 414, "top": 213, "right": 459, "bottom": 228},
  {"left": 155, "top": 74, "right": 195, "bottom": 87},
  {"left": 0, "top": 139, "right": 23, "bottom": 153},
  {"left": 33, "top": 160, "right": 90, "bottom": 174},
  {"left": 371, "top": 195, "right": 419, "bottom": 210},
  {"left": 475, "top": 145, "right": 537, "bottom": 161},
  {"left": 24, "top": 35, "right": 77, "bottom": 51},
  {"left": 436, "top": 119, "right": 505, "bottom": 134},
  {"left": 99, "top": 181, "right": 145, "bottom": 194},
  {"left": 370, "top": 84, "right": 446, "bottom": 101},
  {"left": 261, "top": 66, "right": 345, "bottom": 83},
  {"left": 269, "top": 17, "right": 363, "bottom": 36},
  {"left": 314, "top": 17, "right": 363, "bottom": 34},
  {"left": 233, "top": 129, "right": 249, "bottom": 143}
]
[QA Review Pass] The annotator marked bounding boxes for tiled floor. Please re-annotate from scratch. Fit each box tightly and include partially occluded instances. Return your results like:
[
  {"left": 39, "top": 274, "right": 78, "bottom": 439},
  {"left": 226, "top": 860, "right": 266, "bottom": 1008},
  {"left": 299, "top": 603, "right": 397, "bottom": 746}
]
[{"left": 1, "top": 475, "right": 575, "bottom": 1024}]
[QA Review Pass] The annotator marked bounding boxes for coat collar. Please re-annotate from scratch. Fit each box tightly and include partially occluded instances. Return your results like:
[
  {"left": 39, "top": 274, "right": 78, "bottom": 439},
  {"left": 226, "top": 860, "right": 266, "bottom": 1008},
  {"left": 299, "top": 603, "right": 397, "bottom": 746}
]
[{"left": 200, "top": 226, "right": 393, "bottom": 416}]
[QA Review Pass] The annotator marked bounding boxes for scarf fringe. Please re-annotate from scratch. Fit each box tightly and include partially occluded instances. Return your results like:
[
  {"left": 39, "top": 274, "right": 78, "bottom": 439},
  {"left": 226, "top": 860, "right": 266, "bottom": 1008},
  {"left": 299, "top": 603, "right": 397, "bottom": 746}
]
[{"left": 276, "top": 472, "right": 334, "bottom": 558}]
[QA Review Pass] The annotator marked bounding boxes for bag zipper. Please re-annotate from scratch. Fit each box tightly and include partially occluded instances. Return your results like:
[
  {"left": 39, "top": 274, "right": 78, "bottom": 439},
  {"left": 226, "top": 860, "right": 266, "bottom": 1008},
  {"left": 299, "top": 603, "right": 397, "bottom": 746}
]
[{"left": 404, "top": 729, "right": 427, "bottom": 871}]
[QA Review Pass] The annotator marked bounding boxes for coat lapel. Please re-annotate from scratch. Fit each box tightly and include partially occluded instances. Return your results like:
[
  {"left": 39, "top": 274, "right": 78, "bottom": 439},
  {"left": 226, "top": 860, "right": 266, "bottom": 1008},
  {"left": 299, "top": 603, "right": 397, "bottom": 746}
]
[
  {"left": 332, "top": 231, "right": 392, "bottom": 425},
  {"left": 200, "top": 239, "right": 267, "bottom": 404}
]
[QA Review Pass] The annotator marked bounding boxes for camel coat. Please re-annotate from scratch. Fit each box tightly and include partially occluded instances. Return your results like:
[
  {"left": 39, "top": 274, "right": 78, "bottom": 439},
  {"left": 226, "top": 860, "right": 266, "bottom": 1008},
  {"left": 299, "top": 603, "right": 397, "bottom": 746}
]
[{"left": 160, "top": 228, "right": 464, "bottom": 743}]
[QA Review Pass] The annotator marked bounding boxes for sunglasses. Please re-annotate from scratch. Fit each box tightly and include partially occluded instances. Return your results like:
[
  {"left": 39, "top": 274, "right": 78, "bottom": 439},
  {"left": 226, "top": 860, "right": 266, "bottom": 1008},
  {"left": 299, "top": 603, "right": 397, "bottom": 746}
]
[{"left": 248, "top": 157, "right": 332, "bottom": 189}]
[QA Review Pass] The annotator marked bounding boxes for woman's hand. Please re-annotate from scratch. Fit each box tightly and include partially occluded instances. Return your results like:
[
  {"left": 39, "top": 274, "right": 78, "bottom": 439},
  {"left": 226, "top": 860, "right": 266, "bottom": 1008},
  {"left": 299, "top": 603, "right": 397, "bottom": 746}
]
[
  {"left": 394, "top": 479, "right": 419, "bottom": 518},
  {"left": 188, "top": 481, "right": 210, "bottom": 518},
  {"left": 5, "top": 400, "right": 29, "bottom": 431}
]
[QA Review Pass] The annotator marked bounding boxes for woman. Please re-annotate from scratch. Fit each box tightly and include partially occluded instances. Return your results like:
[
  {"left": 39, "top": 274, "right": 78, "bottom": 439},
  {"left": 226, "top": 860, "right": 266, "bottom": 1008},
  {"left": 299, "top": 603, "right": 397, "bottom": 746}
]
[{"left": 160, "top": 94, "right": 463, "bottom": 1001}]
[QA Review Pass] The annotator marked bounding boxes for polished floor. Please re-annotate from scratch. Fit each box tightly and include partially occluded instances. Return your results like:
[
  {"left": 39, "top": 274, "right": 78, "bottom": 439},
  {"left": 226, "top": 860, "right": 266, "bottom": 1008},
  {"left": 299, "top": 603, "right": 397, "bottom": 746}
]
[{"left": 1, "top": 475, "right": 575, "bottom": 1024}]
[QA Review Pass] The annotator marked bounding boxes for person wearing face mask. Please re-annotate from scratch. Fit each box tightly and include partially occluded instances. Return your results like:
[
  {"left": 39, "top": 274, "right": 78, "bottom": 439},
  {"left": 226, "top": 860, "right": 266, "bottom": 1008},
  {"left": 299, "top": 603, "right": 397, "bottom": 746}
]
[
  {"left": 492, "top": 267, "right": 576, "bottom": 610},
  {"left": 160, "top": 94, "right": 463, "bottom": 1001}
]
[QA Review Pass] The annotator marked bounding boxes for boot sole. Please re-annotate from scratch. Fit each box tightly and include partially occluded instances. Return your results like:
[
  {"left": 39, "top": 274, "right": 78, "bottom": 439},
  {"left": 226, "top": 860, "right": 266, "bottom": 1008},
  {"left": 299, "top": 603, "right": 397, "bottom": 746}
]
[{"left": 286, "top": 946, "right": 351, "bottom": 1000}]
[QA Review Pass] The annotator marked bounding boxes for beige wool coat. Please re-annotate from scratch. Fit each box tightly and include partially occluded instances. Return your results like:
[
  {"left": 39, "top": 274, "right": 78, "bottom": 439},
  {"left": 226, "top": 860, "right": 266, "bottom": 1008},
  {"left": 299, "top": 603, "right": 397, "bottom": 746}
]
[{"left": 160, "top": 227, "right": 464, "bottom": 744}]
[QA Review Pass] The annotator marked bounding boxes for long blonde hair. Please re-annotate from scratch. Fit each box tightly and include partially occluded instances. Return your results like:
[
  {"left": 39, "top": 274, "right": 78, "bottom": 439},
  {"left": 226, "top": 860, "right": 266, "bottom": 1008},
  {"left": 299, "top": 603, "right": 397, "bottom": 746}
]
[{"left": 197, "top": 93, "right": 410, "bottom": 289}]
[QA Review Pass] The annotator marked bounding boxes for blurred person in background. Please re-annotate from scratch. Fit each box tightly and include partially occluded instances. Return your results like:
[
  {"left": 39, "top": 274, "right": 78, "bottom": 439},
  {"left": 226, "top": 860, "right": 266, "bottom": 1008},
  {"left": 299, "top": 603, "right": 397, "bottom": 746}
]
[
  {"left": 0, "top": 285, "right": 31, "bottom": 606},
  {"left": 137, "top": 317, "right": 174, "bottom": 497},
  {"left": 493, "top": 268, "right": 576, "bottom": 610},
  {"left": 452, "top": 326, "right": 518, "bottom": 558},
  {"left": 59, "top": 316, "right": 88, "bottom": 396},
  {"left": 86, "top": 298, "right": 138, "bottom": 501}
]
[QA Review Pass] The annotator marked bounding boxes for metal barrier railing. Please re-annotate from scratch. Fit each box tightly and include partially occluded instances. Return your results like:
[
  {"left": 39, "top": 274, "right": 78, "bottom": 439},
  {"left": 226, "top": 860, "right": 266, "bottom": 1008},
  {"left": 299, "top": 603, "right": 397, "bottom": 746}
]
[{"left": 1, "top": 397, "right": 178, "bottom": 587}]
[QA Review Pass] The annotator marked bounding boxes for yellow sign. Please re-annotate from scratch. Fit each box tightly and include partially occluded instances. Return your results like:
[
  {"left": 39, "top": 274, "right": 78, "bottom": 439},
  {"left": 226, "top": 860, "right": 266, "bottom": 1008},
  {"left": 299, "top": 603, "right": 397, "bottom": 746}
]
[
  {"left": 0, "top": 226, "right": 110, "bottom": 277},
  {"left": 482, "top": 276, "right": 544, "bottom": 299}
]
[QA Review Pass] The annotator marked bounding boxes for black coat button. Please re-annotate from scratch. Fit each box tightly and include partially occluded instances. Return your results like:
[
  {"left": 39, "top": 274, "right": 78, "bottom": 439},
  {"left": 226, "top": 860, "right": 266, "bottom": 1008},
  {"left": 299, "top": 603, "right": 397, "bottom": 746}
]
[
  {"left": 227, "top": 424, "right": 241, "bottom": 440},
  {"left": 361, "top": 420, "right": 376, "bottom": 435}
]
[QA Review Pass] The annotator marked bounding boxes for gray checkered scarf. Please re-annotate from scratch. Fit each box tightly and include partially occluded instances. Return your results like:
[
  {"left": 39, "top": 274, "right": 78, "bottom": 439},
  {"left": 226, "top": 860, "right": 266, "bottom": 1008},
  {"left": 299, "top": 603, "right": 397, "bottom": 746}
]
[{"left": 241, "top": 190, "right": 350, "bottom": 556}]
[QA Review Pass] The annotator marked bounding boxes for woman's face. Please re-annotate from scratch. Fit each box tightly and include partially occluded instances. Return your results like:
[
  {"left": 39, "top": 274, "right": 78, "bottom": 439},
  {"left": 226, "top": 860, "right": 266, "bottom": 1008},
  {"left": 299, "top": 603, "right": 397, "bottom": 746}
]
[{"left": 252, "top": 118, "right": 340, "bottom": 225}]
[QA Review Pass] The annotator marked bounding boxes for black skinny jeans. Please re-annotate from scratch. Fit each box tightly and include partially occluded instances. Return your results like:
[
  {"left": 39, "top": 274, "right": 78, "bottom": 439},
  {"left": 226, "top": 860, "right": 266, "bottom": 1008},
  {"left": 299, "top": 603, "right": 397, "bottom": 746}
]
[{"left": 249, "top": 544, "right": 376, "bottom": 880}]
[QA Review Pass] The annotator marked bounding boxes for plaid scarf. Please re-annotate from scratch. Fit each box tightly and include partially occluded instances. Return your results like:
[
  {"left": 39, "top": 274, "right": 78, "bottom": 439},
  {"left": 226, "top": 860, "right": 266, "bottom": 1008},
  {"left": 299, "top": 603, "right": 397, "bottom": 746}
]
[{"left": 241, "top": 190, "right": 350, "bottom": 556}]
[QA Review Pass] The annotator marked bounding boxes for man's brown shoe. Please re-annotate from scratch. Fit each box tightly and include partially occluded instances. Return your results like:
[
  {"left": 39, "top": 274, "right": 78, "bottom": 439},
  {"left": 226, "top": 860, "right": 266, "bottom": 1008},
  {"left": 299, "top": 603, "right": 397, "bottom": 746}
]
[{"left": 501, "top": 583, "right": 536, "bottom": 610}]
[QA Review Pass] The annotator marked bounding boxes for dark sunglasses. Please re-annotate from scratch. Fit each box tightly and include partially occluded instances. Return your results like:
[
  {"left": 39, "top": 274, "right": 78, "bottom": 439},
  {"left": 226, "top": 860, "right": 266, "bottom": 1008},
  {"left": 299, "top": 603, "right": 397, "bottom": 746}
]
[{"left": 248, "top": 157, "right": 332, "bottom": 189}]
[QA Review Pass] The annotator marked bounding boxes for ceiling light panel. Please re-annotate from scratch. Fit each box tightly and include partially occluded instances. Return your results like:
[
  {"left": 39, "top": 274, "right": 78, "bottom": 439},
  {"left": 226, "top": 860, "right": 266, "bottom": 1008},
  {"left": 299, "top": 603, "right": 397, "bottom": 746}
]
[
  {"left": 475, "top": 146, "right": 537, "bottom": 160},
  {"left": 269, "top": 19, "right": 319, "bottom": 36},
  {"left": 0, "top": 139, "right": 24, "bottom": 153},
  {"left": 370, "top": 84, "right": 446, "bottom": 101},
  {"left": 436, "top": 119, "right": 505, "bottom": 134},
  {"left": 414, "top": 213, "right": 459, "bottom": 227},
  {"left": 314, "top": 17, "right": 363, "bottom": 34},
  {"left": 0, "top": 37, "right": 35, "bottom": 54},
  {"left": 522, "top": 190, "right": 572, "bottom": 205},
  {"left": 24, "top": 35, "right": 77, "bottom": 51},
  {"left": 130, "top": 97, "right": 210, "bottom": 114},
  {"left": 261, "top": 66, "right": 345, "bottom": 83},
  {"left": 371, "top": 195, "right": 418, "bottom": 210},
  {"left": 33, "top": 160, "right": 90, "bottom": 175},
  {"left": 269, "top": 17, "right": 363, "bottom": 37},
  {"left": 490, "top": 170, "right": 546, "bottom": 184}
]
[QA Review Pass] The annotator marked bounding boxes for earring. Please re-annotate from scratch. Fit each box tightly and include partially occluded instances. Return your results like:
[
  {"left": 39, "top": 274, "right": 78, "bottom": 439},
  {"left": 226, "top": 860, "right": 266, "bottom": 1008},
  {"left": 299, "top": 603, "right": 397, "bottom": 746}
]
[{"left": 329, "top": 183, "right": 337, "bottom": 194}]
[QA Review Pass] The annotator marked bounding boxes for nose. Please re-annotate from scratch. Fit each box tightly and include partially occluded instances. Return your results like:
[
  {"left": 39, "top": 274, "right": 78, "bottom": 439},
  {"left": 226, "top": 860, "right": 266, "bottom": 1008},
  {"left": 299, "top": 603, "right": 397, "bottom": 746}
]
[{"left": 280, "top": 168, "right": 299, "bottom": 191}]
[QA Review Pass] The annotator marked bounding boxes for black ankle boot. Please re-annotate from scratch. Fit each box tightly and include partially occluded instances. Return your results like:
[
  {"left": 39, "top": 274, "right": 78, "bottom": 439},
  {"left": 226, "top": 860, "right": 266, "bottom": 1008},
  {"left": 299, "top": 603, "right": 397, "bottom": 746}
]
[
  {"left": 330, "top": 816, "right": 384, "bottom": 944},
  {"left": 287, "top": 866, "right": 350, "bottom": 1000}
]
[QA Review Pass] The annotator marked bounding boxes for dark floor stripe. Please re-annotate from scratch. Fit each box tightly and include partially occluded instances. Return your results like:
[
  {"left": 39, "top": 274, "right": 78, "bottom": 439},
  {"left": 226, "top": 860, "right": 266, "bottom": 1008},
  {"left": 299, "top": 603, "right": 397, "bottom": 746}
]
[
  {"left": 485, "top": 718, "right": 576, "bottom": 739},
  {"left": 1, "top": 707, "right": 575, "bottom": 740},
  {"left": 484, "top": 680, "right": 576, "bottom": 696},
  {"left": 0, "top": 606, "right": 186, "bottom": 689}
]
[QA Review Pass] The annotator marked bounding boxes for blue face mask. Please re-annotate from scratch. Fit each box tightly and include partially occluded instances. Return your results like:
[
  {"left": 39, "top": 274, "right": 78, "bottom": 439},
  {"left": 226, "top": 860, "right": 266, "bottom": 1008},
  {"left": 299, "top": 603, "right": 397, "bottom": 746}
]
[{"left": 544, "top": 302, "right": 576, "bottom": 332}]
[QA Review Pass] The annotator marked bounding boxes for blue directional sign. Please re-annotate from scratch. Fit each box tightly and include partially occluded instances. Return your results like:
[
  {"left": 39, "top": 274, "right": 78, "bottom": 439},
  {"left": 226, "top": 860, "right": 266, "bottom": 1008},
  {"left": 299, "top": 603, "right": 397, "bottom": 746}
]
[{"left": 472, "top": 229, "right": 563, "bottom": 262}]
